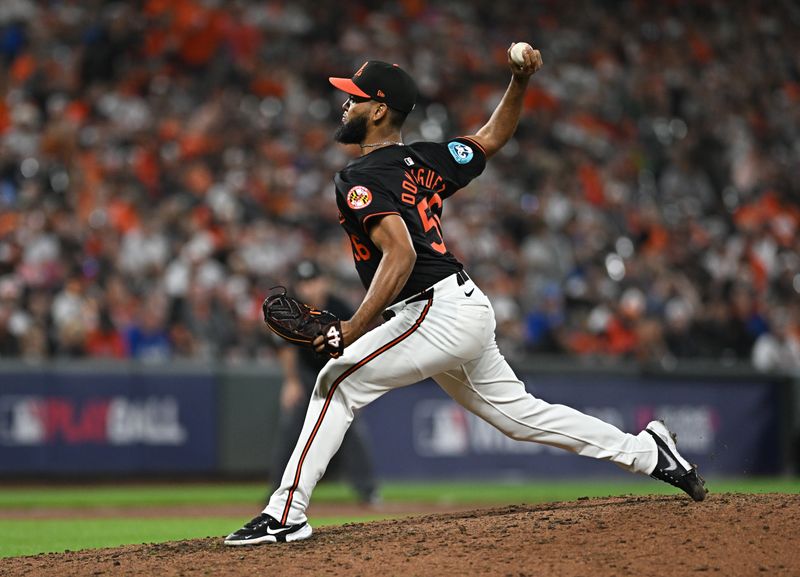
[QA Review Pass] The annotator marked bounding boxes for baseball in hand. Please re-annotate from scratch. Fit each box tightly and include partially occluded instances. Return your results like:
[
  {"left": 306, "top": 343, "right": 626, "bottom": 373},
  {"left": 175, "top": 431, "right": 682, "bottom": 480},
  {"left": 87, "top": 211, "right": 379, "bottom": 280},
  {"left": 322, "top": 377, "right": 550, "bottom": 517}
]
[{"left": 510, "top": 42, "right": 533, "bottom": 66}]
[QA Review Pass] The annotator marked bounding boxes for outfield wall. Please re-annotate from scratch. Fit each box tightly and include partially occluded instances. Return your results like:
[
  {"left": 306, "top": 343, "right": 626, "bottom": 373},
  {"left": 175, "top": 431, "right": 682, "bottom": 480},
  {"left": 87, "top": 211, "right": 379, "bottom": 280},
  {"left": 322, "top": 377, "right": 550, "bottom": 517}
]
[{"left": 0, "top": 359, "right": 796, "bottom": 478}]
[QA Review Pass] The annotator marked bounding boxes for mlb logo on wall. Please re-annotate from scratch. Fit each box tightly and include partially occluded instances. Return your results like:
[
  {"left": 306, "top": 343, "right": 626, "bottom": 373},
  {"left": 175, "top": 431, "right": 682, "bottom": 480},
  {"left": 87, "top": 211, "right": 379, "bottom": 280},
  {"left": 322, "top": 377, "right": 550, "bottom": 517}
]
[
  {"left": 412, "top": 399, "right": 544, "bottom": 458},
  {"left": 448, "top": 141, "right": 473, "bottom": 164}
]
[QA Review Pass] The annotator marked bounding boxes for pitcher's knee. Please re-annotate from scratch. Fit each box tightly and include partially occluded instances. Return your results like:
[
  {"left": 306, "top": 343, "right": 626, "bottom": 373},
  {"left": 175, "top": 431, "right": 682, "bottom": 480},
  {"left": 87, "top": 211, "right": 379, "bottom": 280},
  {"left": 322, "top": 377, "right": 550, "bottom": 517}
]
[
  {"left": 314, "top": 358, "right": 346, "bottom": 398},
  {"left": 495, "top": 423, "right": 536, "bottom": 443},
  {"left": 506, "top": 430, "right": 530, "bottom": 442}
]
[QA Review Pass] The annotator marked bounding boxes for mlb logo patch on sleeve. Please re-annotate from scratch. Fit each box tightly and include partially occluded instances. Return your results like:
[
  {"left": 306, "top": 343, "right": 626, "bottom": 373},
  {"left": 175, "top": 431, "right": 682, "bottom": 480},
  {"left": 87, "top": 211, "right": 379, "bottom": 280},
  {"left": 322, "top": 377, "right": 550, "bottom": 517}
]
[{"left": 448, "top": 141, "right": 474, "bottom": 164}]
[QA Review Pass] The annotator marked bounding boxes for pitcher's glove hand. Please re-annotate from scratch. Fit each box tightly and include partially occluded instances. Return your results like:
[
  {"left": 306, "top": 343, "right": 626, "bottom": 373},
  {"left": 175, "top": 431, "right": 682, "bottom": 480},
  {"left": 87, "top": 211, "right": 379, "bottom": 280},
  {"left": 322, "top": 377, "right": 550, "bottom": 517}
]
[{"left": 262, "top": 287, "right": 344, "bottom": 358}]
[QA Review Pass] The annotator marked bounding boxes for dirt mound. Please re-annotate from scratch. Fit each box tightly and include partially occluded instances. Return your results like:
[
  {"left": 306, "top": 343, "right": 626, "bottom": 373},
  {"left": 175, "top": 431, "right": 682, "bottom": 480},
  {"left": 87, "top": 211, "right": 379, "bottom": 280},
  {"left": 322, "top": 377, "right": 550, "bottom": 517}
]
[{"left": 3, "top": 493, "right": 798, "bottom": 577}]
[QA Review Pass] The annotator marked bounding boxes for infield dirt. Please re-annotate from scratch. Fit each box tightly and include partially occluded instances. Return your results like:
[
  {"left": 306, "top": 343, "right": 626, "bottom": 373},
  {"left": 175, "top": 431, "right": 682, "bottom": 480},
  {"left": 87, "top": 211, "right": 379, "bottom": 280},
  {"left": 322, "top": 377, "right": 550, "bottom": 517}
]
[{"left": 2, "top": 493, "right": 798, "bottom": 577}]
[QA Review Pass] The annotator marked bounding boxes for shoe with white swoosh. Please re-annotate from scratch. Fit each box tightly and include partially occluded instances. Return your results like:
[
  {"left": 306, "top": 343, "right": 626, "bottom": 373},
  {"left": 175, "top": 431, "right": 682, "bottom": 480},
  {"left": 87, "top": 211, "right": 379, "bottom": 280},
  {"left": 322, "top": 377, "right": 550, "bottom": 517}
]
[
  {"left": 646, "top": 420, "right": 708, "bottom": 502},
  {"left": 224, "top": 513, "right": 312, "bottom": 545}
]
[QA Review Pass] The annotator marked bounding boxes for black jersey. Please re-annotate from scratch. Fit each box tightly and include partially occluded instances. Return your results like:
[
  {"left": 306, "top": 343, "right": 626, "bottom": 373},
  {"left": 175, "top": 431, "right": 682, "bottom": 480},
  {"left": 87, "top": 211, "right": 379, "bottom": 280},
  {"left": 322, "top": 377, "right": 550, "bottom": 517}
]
[{"left": 334, "top": 136, "right": 486, "bottom": 302}]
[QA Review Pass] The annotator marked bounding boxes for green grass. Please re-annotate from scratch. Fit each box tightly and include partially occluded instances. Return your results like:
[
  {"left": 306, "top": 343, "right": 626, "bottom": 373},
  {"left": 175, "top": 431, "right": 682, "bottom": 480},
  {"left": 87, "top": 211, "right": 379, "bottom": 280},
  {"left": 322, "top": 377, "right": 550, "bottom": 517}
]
[
  {"left": 376, "top": 477, "right": 800, "bottom": 502},
  {"left": 1, "top": 478, "right": 797, "bottom": 510},
  {"left": 0, "top": 478, "right": 797, "bottom": 558},
  {"left": 0, "top": 516, "right": 389, "bottom": 559},
  {"left": 0, "top": 484, "right": 266, "bottom": 509},
  {"left": 0, "top": 517, "right": 242, "bottom": 558}
]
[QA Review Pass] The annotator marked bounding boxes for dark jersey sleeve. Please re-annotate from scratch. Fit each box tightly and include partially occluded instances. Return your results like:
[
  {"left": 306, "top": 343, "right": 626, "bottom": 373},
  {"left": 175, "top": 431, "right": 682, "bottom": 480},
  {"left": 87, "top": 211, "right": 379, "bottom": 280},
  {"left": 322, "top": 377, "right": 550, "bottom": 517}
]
[
  {"left": 416, "top": 136, "right": 487, "bottom": 196},
  {"left": 336, "top": 175, "right": 400, "bottom": 232}
]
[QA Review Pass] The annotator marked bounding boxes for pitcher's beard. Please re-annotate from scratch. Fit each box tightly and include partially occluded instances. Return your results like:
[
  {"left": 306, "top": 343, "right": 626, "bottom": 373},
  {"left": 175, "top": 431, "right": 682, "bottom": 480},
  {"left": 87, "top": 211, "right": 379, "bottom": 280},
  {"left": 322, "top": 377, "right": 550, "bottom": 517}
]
[{"left": 334, "top": 114, "right": 368, "bottom": 145}]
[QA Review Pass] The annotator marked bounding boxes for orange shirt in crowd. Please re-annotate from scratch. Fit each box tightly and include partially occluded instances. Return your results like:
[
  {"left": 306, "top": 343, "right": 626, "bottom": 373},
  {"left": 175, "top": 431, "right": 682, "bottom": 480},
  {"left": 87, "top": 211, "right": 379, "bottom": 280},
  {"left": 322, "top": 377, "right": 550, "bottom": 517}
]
[{"left": 84, "top": 330, "right": 127, "bottom": 359}]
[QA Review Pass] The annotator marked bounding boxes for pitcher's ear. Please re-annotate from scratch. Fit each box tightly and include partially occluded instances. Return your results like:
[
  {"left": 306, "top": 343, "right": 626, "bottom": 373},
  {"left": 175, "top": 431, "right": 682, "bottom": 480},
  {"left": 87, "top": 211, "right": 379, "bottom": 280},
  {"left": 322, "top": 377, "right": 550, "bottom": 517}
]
[{"left": 373, "top": 103, "right": 388, "bottom": 121}]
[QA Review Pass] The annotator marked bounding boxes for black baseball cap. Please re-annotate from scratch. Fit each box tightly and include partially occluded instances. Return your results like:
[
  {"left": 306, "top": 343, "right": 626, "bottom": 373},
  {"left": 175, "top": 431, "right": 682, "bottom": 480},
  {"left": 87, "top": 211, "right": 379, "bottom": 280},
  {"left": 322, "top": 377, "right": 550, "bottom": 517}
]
[
  {"left": 329, "top": 61, "right": 417, "bottom": 113},
  {"left": 295, "top": 260, "right": 322, "bottom": 281}
]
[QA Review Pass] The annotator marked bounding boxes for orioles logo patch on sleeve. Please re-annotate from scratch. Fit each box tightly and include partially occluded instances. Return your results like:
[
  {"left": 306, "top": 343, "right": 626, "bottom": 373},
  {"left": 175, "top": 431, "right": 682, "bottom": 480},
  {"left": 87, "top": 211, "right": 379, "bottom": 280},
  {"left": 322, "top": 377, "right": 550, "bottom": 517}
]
[{"left": 347, "top": 185, "right": 373, "bottom": 209}]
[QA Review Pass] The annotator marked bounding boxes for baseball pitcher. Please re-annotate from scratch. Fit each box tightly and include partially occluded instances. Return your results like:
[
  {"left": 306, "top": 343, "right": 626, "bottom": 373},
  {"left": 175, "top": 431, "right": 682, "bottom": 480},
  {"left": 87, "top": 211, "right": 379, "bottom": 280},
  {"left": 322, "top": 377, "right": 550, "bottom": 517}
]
[{"left": 225, "top": 42, "right": 706, "bottom": 546}]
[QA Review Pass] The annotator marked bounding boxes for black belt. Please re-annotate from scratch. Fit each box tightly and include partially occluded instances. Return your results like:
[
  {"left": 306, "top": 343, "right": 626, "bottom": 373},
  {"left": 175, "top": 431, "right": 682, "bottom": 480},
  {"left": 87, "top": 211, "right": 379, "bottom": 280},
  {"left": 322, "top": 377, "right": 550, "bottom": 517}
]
[
  {"left": 405, "top": 288, "right": 433, "bottom": 305},
  {"left": 382, "top": 270, "right": 470, "bottom": 321}
]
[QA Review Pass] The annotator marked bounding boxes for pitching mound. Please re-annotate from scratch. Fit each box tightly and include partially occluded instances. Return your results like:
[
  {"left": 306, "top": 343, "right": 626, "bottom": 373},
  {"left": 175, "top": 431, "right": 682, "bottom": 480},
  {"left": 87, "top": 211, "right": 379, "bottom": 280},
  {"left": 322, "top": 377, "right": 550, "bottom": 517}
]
[{"left": 4, "top": 493, "right": 798, "bottom": 577}]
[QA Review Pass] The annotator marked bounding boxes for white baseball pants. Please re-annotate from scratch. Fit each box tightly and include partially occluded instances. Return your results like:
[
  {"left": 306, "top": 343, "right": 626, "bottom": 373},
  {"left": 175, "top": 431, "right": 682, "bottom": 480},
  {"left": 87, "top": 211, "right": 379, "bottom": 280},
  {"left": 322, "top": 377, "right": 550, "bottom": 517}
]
[{"left": 265, "top": 272, "right": 658, "bottom": 525}]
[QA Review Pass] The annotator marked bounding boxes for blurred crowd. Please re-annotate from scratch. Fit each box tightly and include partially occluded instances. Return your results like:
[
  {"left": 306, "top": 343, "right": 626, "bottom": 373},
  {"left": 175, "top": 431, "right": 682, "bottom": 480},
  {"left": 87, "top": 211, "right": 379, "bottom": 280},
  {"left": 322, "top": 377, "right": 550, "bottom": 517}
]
[{"left": 1, "top": 0, "right": 799, "bottom": 371}]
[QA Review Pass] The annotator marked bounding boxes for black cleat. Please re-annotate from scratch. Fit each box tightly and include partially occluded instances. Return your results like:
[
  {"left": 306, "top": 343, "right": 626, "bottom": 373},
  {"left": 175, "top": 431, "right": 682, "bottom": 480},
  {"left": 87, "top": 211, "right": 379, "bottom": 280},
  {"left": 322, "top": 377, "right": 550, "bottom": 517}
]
[
  {"left": 646, "top": 420, "right": 708, "bottom": 502},
  {"left": 224, "top": 513, "right": 312, "bottom": 546}
]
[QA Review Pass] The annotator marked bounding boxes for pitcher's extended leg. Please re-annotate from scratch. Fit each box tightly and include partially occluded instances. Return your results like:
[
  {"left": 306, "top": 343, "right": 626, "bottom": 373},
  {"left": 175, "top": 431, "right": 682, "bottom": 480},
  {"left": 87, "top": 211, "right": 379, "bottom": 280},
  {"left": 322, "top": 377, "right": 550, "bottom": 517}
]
[{"left": 433, "top": 341, "right": 657, "bottom": 474}]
